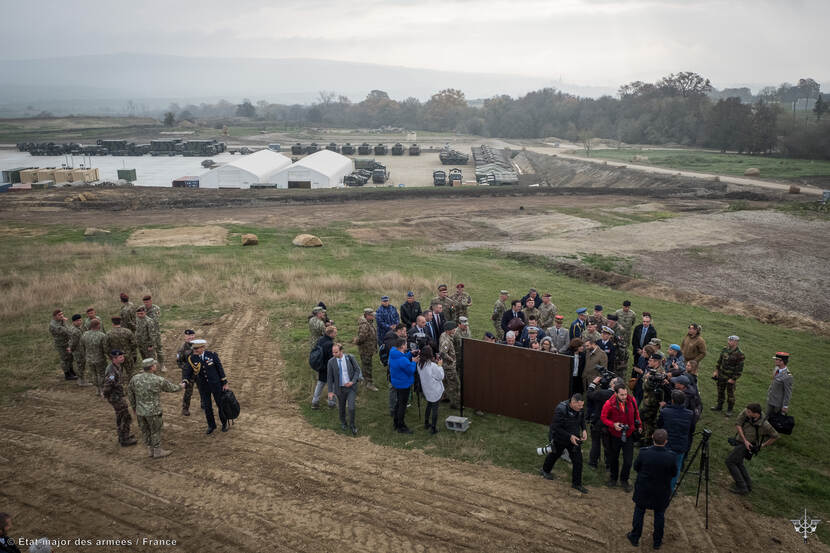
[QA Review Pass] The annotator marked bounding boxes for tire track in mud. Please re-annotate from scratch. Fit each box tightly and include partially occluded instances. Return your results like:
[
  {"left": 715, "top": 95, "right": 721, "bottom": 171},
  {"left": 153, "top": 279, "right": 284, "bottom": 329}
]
[{"left": 1, "top": 307, "right": 823, "bottom": 553}]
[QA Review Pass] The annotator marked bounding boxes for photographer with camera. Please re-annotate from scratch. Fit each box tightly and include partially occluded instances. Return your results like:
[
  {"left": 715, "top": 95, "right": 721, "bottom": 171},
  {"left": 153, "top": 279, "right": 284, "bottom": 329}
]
[
  {"left": 640, "top": 354, "right": 671, "bottom": 445},
  {"left": 601, "top": 382, "right": 642, "bottom": 491},
  {"left": 586, "top": 372, "right": 616, "bottom": 470},
  {"left": 726, "top": 403, "right": 779, "bottom": 495},
  {"left": 539, "top": 393, "right": 588, "bottom": 493}
]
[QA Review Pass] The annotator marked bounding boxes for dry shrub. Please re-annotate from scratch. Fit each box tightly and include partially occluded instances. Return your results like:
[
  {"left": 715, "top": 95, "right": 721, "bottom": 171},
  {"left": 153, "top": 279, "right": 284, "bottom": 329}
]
[
  {"left": 361, "top": 271, "right": 441, "bottom": 297},
  {"left": 99, "top": 265, "right": 158, "bottom": 295},
  {"left": 280, "top": 274, "right": 351, "bottom": 304}
]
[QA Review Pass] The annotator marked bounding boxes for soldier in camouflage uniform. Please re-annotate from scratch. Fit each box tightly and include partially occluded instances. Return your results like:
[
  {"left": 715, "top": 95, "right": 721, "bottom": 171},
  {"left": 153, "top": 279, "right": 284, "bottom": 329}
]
[
  {"left": 450, "top": 283, "right": 472, "bottom": 321},
  {"left": 49, "top": 309, "right": 77, "bottom": 380},
  {"left": 537, "top": 293, "right": 558, "bottom": 330},
  {"left": 454, "top": 316, "right": 472, "bottom": 384},
  {"left": 614, "top": 301, "right": 637, "bottom": 349},
  {"left": 309, "top": 306, "right": 326, "bottom": 350},
  {"left": 522, "top": 297, "right": 541, "bottom": 325},
  {"left": 176, "top": 329, "right": 197, "bottom": 416},
  {"left": 581, "top": 321, "right": 602, "bottom": 345},
  {"left": 102, "top": 350, "right": 137, "bottom": 447},
  {"left": 119, "top": 293, "right": 136, "bottom": 332},
  {"left": 431, "top": 284, "right": 456, "bottom": 323},
  {"left": 353, "top": 309, "right": 378, "bottom": 391},
  {"left": 491, "top": 290, "right": 509, "bottom": 341},
  {"left": 67, "top": 314, "right": 89, "bottom": 385},
  {"left": 606, "top": 314, "right": 629, "bottom": 373},
  {"left": 639, "top": 354, "right": 669, "bottom": 443},
  {"left": 82, "top": 307, "right": 104, "bottom": 333},
  {"left": 135, "top": 307, "right": 163, "bottom": 371},
  {"left": 106, "top": 316, "right": 137, "bottom": 381},
  {"left": 712, "top": 335, "right": 745, "bottom": 416},
  {"left": 587, "top": 305, "right": 607, "bottom": 329},
  {"left": 127, "top": 358, "right": 181, "bottom": 458},
  {"left": 439, "top": 321, "right": 460, "bottom": 408},
  {"left": 80, "top": 319, "right": 109, "bottom": 395},
  {"left": 142, "top": 295, "right": 161, "bottom": 322}
]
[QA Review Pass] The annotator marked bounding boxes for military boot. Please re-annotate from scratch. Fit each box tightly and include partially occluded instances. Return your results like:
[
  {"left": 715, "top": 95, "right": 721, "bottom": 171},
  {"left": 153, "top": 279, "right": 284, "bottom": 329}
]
[
  {"left": 710, "top": 404, "right": 722, "bottom": 412},
  {"left": 153, "top": 447, "right": 172, "bottom": 458},
  {"left": 727, "top": 464, "right": 749, "bottom": 494},
  {"left": 147, "top": 446, "right": 154, "bottom": 457},
  {"left": 181, "top": 407, "right": 190, "bottom": 416},
  {"left": 725, "top": 404, "right": 734, "bottom": 417},
  {"left": 120, "top": 436, "right": 137, "bottom": 447},
  {"left": 738, "top": 464, "right": 753, "bottom": 492}
]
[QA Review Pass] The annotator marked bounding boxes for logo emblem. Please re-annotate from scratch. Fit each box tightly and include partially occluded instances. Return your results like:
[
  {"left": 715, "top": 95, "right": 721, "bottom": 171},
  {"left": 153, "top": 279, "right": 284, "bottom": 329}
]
[{"left": 791, "top": 508, "right": 821, "bottom": 543}]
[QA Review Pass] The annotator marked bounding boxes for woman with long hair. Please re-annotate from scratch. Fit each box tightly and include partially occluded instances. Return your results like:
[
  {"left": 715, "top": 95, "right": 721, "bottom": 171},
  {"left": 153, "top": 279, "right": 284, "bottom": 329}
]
[{"left": 417, "top": 346, "right": 444, "bottom": 435}]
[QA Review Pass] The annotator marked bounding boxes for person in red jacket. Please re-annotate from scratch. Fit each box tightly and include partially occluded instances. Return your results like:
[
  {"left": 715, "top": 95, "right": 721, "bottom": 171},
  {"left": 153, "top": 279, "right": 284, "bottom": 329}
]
[{"left": 601, "top": 381, "right": 642, "bottom": 492}]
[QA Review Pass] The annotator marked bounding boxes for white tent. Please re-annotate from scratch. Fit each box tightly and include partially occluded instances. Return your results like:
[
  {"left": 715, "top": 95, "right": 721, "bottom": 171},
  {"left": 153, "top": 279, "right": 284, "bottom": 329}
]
[
  {"left": 199, "top": 150, "right": 291, "bottom": 189},
  {"left": 275, "top": 149, "right": 353, "bottom": 189}
]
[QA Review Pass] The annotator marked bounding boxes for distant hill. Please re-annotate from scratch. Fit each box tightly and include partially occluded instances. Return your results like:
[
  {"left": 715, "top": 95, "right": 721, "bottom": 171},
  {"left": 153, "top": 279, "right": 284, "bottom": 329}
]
[{"left": 0, "top": 53, "right": 617, "bottom": 115}]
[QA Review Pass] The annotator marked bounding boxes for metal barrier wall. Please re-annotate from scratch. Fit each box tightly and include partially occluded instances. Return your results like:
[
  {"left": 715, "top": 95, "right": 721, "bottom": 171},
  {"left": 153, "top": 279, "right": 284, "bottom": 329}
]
[{"left": 462, "top": 339, "right": 572, "bottom": 425}]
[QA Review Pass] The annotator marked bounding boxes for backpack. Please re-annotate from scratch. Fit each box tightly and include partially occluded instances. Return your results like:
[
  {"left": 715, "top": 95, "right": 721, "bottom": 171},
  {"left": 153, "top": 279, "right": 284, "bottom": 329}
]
[
  {"left": 309, "top": 343, "right": 325, "bottom": 372},
  {"left": 220, "top": 389, "right": 241, "bottom": 421},
  {"left": 767, "top": 411, "right": 795, "bottom": 435},
  {"left": 379, "top": 342, "right": 390, "bottom": 366}
]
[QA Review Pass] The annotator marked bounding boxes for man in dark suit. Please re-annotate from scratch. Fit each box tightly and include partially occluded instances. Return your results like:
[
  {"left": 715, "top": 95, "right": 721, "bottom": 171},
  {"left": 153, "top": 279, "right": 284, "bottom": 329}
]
[
  {"left": 327, "top": 343, "right": 363, "bottom": 435},
  {"left": 501, "top": 300, "right": 526, "bottom": 334},
  {"left": 627, "top": 429, "right": 677, "bottom": 549},
  {"left": 182, "top": 339, "right": 230, "bottom": 434},
  {"left": 399, "top": 291, "right": 422, "bottom": 328},
  {"left": 430, "top": 305, "right": 446, "bottom": 338},
  {"left": 631, "top": 312, "right": 657, "bottom": 368}
]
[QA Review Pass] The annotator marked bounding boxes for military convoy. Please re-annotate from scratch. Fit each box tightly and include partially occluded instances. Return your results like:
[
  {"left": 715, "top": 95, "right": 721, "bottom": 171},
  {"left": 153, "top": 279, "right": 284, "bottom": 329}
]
[{"left": 17, "top": 139, "right": 225, "bottom": 157}]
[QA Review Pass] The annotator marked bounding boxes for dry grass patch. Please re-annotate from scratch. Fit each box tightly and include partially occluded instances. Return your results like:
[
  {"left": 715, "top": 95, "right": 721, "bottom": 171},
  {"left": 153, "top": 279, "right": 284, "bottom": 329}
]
[{"left": 126, "top": 226, "right": 228, "bottom": 247}]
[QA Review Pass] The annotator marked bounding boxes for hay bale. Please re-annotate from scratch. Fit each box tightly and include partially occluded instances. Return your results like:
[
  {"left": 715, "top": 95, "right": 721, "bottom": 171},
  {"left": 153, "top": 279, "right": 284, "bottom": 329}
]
[
  {"left": 292, "top": 234, "right": 323, "bottom": 247},
  {"left": 633, "top": 155, "right": 649, "bottom": 162},
  {"left": 788, "top": 185, "right": 801, "bottom": 195},
  {"left": 744, "top": 168, "right": 760, "bottom": 176},
  {"left": 241, "top": 233, "right": 258, "bottom": 246},
  {"left": 84, "top": 227, "right": 110, "bottom": 237}
]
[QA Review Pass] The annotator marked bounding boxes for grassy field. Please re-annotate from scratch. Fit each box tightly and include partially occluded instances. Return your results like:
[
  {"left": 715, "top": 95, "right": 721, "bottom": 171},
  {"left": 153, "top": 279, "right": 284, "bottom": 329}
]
[
  {"left": 572, "top": 148, "right": 830, "bottom": 180},
  {"left": 1, "top": 221, "right": 828, "bottom": 542}
]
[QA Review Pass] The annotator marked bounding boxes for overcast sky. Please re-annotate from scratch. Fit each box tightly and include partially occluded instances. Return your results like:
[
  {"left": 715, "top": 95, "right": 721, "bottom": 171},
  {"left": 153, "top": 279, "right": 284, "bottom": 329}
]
[{"left": 3, "top": 0, "right": 827, "bottom": 89}]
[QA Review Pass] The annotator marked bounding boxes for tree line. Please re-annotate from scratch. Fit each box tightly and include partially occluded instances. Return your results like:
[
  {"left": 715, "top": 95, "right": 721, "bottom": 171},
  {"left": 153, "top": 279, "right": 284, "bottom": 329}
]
[{"left": 164, "top": 72, "right": 829, "bottom": 160}]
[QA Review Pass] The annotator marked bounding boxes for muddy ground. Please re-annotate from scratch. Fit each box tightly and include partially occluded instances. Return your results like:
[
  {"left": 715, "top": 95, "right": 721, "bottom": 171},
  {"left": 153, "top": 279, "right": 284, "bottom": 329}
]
[{"left": 2, "top": 307, "right": 824, "bottom": 553}]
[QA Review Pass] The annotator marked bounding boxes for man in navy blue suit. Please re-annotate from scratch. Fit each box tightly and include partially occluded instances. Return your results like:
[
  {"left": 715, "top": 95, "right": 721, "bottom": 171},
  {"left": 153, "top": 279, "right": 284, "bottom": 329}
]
[
  {"left": 183, "top": 339, "right": 230, "bottom": 434},
  {"left": 627, "top": 429, "right": 677, "bottom": 550}
]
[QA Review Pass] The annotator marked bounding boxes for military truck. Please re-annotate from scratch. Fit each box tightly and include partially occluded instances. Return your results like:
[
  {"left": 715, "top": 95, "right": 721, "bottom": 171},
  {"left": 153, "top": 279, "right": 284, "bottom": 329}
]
[
  {"left": 150, "top": 139, "right": 180, "bottom": 156},
  {"left": 354, "top": 158, "right": 377, "bottom": 170},
  {"left": 374, "top": 143, "right": 388, "bottom": 155},
  {"left": 391, "top": 143, "right": 404, "bottom": 155},
  {"left": 305, "top": 143, "right": 320, "bottom": 154},
  {"left": 341, "top": 143, "right": 355, "bottom": 155},
  {"left": 439, "top": 147, "right": 469, "bottom": 165},
  {"left": 433, "top": 170, "right": 447, "bottom": 186},
  {"left": 358, "top": 142, "right": 372, "bottom": 155},
  {"left": 409, "top": 143, "right": 421, "bottom": 156},
  {"left": 128, "top": 143, "right": 151, "bottom": 156},
  {"left": 291, "top": 143, "right": 304, "bottom": 155},
  {"left": 448, "top": 168, "right": 463, "bottom": 186},
  {"left": 326, "top": 142, "right": 340, "bottom": 152},
  {"left": 372, "top": 165, "right": 390, "bottom": 183},
  {"left": 182, "top": 140, "right": 224, "bottom": 157},
  {"left": 344, "top": 174, "right": 363, "bottom": 187}
]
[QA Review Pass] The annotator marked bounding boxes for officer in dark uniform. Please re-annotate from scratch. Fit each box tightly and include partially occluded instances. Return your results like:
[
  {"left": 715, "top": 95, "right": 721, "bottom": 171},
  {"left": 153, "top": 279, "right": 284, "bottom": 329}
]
[{"left": 182, "top": 339, "right": 230, "bottom": 434}]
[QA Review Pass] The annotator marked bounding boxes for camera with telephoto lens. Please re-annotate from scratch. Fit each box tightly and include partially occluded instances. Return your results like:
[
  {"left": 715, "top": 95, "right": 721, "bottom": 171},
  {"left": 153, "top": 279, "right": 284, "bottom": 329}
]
[
  {"left": 619, "top": 424, "right": 631, "bottom": 443},
  {"left": 595, "top": 365, "right": 616, "bottom": 389},
  {"left": 644, "top": 369, "right": 666, "bottom": 392},
  {"left": 536, "top": 443, "right": 554, "bottom": 456}
]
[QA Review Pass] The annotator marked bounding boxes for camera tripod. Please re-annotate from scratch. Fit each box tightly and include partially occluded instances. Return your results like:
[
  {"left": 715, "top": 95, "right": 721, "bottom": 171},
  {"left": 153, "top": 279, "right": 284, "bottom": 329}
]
[{"left": 670, "top": 429, "right": 711, "bottom": 529}]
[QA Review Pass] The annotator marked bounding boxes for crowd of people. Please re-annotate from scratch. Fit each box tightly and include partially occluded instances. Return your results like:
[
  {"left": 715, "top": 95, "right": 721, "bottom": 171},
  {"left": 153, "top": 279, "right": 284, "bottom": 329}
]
[{"left": 48, "top": 293, "right": 232, "bottom": 459}]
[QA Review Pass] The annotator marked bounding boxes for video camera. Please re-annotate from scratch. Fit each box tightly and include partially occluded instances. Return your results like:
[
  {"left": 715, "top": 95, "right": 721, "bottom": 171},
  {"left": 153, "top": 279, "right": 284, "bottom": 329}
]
[
  {"left": 644, "top": 368, "right": 667, "bottom": 392},
  {"left": 595, "top": 365, "right": 616, "bottom": 389}
]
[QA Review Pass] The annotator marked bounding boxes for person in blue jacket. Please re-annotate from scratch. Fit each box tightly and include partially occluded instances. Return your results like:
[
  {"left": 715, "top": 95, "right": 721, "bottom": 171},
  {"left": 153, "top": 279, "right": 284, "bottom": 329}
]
[
  {"left": 389, "top": 336, "right": 420, "bottom": 434},
  {"left": 375, "top": 295, "right": 400, "bottom": 344},
  {"left": 656, "top": 390, "right": 694, "bottom": 491}
]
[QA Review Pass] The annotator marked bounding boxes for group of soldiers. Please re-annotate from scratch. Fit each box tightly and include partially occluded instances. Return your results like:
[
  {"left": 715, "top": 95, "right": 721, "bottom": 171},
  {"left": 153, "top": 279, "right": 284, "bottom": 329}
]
[{"left": 47, "top": 293, "right": 207, "bottom": 457}]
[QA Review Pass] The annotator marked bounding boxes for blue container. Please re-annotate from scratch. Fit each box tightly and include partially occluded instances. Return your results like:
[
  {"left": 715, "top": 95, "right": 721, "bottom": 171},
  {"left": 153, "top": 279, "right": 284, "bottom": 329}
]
[{"left": 0, "top": 183, "right": 10, "bottom": 193}]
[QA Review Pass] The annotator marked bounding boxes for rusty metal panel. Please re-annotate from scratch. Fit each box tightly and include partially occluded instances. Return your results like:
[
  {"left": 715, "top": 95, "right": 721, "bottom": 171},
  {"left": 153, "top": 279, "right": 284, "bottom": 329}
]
[{"left": 462, "top": 339, "right": 572, "bottom": 425}]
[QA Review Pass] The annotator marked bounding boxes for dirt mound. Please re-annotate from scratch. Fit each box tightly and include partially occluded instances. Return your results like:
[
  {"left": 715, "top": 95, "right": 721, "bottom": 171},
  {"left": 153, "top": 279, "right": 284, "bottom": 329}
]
[
  {"left": 2, "top": 307, "right": 821, "bottom": 552},
  {"left": 126, "top": 226, "right": 228, "bottom": 247}
]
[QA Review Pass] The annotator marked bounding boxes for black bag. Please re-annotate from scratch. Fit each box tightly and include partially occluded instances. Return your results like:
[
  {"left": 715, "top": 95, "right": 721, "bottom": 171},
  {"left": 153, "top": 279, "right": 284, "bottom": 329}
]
[
  {"left": 220, "top": 389, "right": 241, "bottom": 421},
  {"left": 309, "top": 343, "right": 324, "bottom": 372},
  {"left": 378, "top": 343, "right": 390, "bottom": 366},
  {"left": 767, "top": 412, "right": 795, "bottom": 435}
]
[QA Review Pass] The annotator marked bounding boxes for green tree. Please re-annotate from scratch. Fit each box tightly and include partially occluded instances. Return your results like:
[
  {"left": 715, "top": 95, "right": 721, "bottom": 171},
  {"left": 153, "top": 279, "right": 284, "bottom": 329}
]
[
  {"left": 235, "top": 98, "right": 257, "bottom": 118},
  {"left": 814, "top": 93, "right": 828, "bottom": 121},
  {"left": 423, "top": 88, "right": 467, "bottom": 132},
  {"left": 162, "top": 112, "right": 175, "bottom": 127}
]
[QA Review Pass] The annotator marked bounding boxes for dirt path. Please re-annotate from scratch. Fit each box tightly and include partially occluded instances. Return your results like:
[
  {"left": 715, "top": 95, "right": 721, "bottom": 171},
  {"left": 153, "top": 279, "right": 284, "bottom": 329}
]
[{"left": 1, "top": 307, "right": 821, "bottom": 552}]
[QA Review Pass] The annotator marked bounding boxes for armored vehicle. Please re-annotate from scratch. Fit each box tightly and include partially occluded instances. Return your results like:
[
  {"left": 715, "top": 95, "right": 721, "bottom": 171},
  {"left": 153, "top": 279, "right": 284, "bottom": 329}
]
[
  {"left": 448, "top": 168, "right": 463, "bottom": 186},
  {"left": 433, "top": 170, "right": 447, "bottom": 186},
  {"left": 374, "top": 143, "right": 388, "bottom": 155},
  {"left": 439, "top": 147, "right": 469, "bottom": 165},
  {"left": 326, "top": 142, "right": 339, "bottom": 153},
  {"left": 372, "top": 165, "right": 390, "bottom": 183},
  {"left": 408, "top": 143, "right": 421, "bottom": 155},
  {"left": 341, "top": 143, "right": 355, "bottom": 155},
  {"left": 391, "top": 143, "right": 404, "bottom": 155},
  {"left": 358, "top": 142, "right": 372, "bottom": 155},
  {"left": 291, "top": 143, "right": 304, "bottom": 155}
]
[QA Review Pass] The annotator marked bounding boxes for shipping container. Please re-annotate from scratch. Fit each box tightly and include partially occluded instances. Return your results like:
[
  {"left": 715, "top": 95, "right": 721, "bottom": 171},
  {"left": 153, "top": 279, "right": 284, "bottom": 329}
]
[
  {"left": 1, "top": 167, "right": 34, "bottom": 184},
  {"left": 20, "top": 169, "right": 39, "bottom": 184},
  {"left": 117, "top": 168, "right": 137, "bottom": 182},
  {"left": 172, "top": 176, "right": 199, "bottom": 188}
]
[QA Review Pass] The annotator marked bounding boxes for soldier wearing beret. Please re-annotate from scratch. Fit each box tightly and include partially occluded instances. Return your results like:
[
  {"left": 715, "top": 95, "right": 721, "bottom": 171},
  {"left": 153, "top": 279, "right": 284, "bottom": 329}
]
[
  {"left": 106, "top": 316, "right": 137, "bottom": 381},
  {"left": 492, "top": 290, "right": 509, "bottom": 341},
  {"left": 81, "top": 318, "right": 109, "bottom": 396},
  {"left": 354, "top": 309, "right": 379, "bottom": 391},
  {"left": 128, "top": 358, "right": 181, "bottom": 458},
  {"left": 119, "top": 292, "right": 136, "bottom": 332},
  {"left": 614, "top": 300, "right": 637, "bottom": 347},
  {"left": 103, "top": 350, "right": 136, "bottom": 447},
  {"left": 711, "top": 335, "right": 745, "bottom": 417},
  {"left": 450, "top": 283, "right": 472, "bottom": 322},
  {"left": 82, "top": 306, "right": 104, "bottom": 334},
  {"left": 431, "top": 285, "right": 456, "bottom": 323},
  {"left": 67, "top": 314, "right": 88, "bottom": 385},
  {"left": 177, "top": 329, "right": 198, "bottom": 415},
  {"left": 135, "top": 306, "right": 164, "bottom": 373},
  {"left": 439, "top": 321, "right": 460, "bottom": 408},
  {"left": 49, "top": 309, "right": 77, "bottom": 381},
  {"left": 537, "top": 293, "right": 558, "bottom": 330}
]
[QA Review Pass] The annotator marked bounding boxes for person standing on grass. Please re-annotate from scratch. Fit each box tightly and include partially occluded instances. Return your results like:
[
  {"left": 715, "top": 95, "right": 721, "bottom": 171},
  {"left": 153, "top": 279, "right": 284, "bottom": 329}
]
[
  {"left": 327, "top": 343, "right": 363, "bottom": 436},
  {"left": 102, "top": 349, "right": 137, "bottom": 447},
  {"left": 375, "top": 295, "right": 400, "bottom": 344},
  {"left": 119, "top": 292, "right": 137, "bottom": 332},
  {"left": 67, "top": 314, "right": 88, "bottom": 385},
  {"left": 354, "top": 308, "right": 379, "bottom": 392},
  {"left": 626, "top": 429, "right": 677, "bottom": 550},
  {"left": 80, "top": 318, "right": 109, "bottom": 396},
  {"left": 49, "top": 308, "right": 77, "bottom": 381},
  {"left": 417, "top": 346, "right": 444, "bottom": 435},
  {"left": 129, "top": 358, "right": 181, "bottom": 458},
  {"left": 308, "top": 306, "right": 326, "bottom": 350},
  {"left": 389, "top": 337, "right": 419, "bottom": 434}
]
